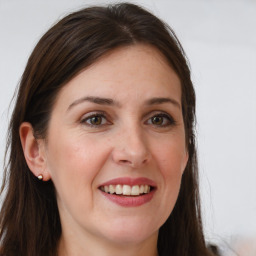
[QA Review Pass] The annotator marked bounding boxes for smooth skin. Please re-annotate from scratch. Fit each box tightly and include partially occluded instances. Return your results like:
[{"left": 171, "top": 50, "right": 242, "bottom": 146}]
[{"left": 20, "top": 44, "right": 188, "bottom": 256}]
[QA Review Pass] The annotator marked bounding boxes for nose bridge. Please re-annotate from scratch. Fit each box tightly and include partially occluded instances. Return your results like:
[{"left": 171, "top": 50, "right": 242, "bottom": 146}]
[{"left": 112, "top": 120, "right": 150, "bottom": 168}]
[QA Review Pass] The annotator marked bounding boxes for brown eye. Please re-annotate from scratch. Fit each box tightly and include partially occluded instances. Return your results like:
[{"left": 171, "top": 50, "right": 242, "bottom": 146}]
[
  {"left": 146, "top": 113, "right": 175, "bottom": 127},
  {"left": 89, "top": 116, "right": 102, "bottom": 125},
  {"left": 151, "top": 116, "right": 163, "bottom": 125},
  {"left": 81, "top": 113, "right": 108, "bottom": 127}
]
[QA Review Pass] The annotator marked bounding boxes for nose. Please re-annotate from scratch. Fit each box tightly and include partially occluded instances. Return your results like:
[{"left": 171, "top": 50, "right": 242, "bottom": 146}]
[{"left": 111, "top": 127, "right": 151, "bottom": 168}]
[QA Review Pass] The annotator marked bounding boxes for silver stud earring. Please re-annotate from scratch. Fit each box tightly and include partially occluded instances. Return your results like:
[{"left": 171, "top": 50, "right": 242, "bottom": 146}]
[{"left": 38, "top": 174, "right": 43, "bottom": 180}]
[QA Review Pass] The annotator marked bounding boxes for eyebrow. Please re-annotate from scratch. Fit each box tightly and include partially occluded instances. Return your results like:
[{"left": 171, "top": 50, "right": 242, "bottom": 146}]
[
  {"left": 67, "top": 96, "right": 181, "bottom": 111},
  {"left": 67, "top": 96, "right": 119, "bottom": 111},
  {"left": 146, "top": 97, "right": 181, "bottom": 109}
]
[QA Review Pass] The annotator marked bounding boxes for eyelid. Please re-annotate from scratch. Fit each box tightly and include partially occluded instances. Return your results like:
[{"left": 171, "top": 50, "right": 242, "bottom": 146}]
[
  {"left": 80, "top": 111, "right": 111, "bottom": 127},
  {"left": 79, "top": 110, "right": 176, "bottom": 128},
  {"left": 144, "top": 111, "right": 176, "bottom": 127}
]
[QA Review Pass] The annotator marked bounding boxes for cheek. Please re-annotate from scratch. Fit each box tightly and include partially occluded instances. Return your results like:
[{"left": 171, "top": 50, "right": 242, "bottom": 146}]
[
  {"left": 45, "top": 133, "right": 110, "bottom": 191},
  {"left": 45, "top": 133, "right": 112, "bottom": 219},
  {"left": 152, "top": 136, "right": 186, "bottom": 214},
  {"left": 159, "top": 150, "right": 183, "bottom": 195},
  {"left": 153, "top": 135, "right": 187, "bottom": 177}
]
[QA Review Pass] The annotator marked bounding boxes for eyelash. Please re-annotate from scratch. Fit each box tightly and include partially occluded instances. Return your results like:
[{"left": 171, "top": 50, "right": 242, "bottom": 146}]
[
  {"left": 145, "top": 113, "right": 176, "bottom": 127},
  {"left": 80, "top": 112, "right": 110, "bottom": 127},
  {"left": 80, "top": 111, "right": 176, "bottom": 128}
]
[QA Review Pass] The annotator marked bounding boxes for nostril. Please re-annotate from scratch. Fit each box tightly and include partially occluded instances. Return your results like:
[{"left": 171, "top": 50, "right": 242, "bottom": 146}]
[
  {"left": 120, "top": 160, "right": 130, "bottom": 164},
  {"left": 142, "top": 159, "right": 148, "bottom": 164}
]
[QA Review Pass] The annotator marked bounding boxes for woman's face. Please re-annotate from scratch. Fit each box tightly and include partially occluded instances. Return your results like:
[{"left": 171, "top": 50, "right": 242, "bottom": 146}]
[{"left": 43, "top": 44, "right": 188, "bottom": 247}]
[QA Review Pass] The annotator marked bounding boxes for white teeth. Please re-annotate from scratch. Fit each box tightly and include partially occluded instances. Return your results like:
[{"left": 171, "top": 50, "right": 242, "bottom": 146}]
[
  {"left": 144, "top": 185, "right": 149, "bottom": 193},
  {"left": 115, "top": 184, "right": 122, "bottom": 194},
  {"left": 131, "top": 185, "right": 140, "bottom": 195},
  {"left": 100, "top": 184, "right": 152, "bottom": 195},
  {"left": 123, "top": 185, "right": 131, "bottom": 195},
  {"left": 104, "top": 185, "right": 109, "bottom": 193},
  {"left": 109, "top": 185, "right": 115, "bottom": 194}
]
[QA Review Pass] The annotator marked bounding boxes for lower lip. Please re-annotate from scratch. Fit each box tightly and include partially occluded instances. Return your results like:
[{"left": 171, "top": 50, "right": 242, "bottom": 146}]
[{"left": 100, "top": 189, "right": 156, "bottom": 207}]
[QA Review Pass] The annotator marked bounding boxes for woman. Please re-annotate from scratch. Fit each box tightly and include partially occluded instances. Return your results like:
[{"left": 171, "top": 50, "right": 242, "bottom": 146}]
[{"left": 0, "top": 3, "right": 216, "bottom": 256}]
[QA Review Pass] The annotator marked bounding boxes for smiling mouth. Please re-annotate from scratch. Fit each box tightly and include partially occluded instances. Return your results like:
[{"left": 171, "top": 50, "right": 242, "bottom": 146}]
[{"left": 99, "top": 184, "right": 154, "bottom": 196}]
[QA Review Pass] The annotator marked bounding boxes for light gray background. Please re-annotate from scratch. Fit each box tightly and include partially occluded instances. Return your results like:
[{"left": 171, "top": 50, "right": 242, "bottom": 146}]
[{"left": 1, "top": 0, "right": 256, "bottom": 253}]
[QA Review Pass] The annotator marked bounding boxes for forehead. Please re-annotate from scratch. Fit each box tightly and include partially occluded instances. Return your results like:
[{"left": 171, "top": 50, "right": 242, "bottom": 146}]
[
  {"left": 86, "top": 44, "right": 178, "bottom": 83},
  {"left": 54, "top": 44, "right": 181, "bottom": 109}
]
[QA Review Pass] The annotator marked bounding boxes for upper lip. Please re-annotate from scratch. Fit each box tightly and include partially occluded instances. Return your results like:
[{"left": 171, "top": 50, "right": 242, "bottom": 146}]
[{"left": 99, "top": 177, "right": 157, "bottom": 188}]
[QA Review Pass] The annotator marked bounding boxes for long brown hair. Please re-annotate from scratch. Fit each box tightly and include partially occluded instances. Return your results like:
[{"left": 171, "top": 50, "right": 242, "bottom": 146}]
[{"left": 0, "top": 3, "right": 214, "bottom": 256}]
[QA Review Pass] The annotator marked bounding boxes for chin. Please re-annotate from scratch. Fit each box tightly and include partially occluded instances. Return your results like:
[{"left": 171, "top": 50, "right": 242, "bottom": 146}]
[
  {"left": 98, "top": 217, "right": 159, "bottom": 245},
  {"left": 106, "top": 230, "right": 158, "bottom": 246}
]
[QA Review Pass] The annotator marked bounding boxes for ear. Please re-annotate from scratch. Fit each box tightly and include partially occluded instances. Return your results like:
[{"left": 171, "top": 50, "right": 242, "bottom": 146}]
[{"left": 19, "top": 122, "right": 51, "bottom": 181}]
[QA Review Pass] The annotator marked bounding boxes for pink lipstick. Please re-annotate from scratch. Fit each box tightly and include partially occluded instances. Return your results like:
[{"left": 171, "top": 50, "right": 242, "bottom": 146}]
[{"left": 98, "top": 177, "right": 157, "bottom": 207}]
